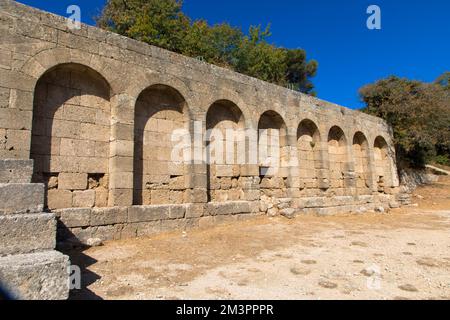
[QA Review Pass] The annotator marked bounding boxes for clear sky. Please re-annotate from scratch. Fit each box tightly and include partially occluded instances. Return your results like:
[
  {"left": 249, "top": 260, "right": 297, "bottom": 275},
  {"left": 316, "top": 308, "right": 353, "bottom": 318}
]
[{"left": 15, "top": 0, "right": 450, "bottom": 109}]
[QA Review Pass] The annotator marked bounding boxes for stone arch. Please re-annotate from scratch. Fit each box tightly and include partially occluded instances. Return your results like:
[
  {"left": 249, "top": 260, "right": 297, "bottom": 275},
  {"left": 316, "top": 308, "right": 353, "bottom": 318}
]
[
  {"left": 258, "top": 110, "right": 289, "bottom": 200},
  {"left": 374, "top": 136, "right": 392, "bottom": 192},
  {"left": 127, "top": 72, "right": 195, "bottom": 114},
  {"left": 204, "top": 92, "right": 253, "bottom": 130},
  {"left": 353, "top": 131, "right": 371, "bottom": 194},
  {"left": 30, "top": 63, "right": 112, "bottom": 210},
  {"left": 327, "top": 126, "right": 348, "bottom": 191},
  {"left": 297, "top": 119, "right": 322, "bottom": 191},
  {"left": 133, "top": 84, "right": 190, "bottom": 205},
  {"left": 20, "top": 48, "right": 119, "bottom": 95},
  {"left": 206, "top": 99, "right": 246, "bottom": 202}
]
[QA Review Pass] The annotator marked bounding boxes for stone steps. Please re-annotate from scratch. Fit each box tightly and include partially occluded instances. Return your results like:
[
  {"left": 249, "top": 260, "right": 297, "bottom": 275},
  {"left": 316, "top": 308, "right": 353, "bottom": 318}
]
[
  {"left": 0, "top": 159, "right": 33, "bottom": 183},
  {"left": 0, "top": 159, "right": 69, "bottom": 300},
  {"left": 0, "top": 251, "right": 69, "bottom": 300},
  {"left": 0, "top": 183, "right": 44, "bottom": 214},
  {"left": 0, "top": 213, "right": 57, "bottom": 256}
]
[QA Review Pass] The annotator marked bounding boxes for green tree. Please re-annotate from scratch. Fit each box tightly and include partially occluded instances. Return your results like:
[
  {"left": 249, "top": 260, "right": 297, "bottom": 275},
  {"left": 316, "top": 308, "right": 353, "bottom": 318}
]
[
  {"left": 97, "top": 0, "right": 318, "bottom": 95},
  {"left": 235, "top": 25, "right": 287, "bottom": 84},
  {"left": 181, "top": 20, "right": 243, "bottom": 68},
  {"left": 435, "top": 71, "right": 450, "bottom": 90},
  {"left": 360, "top": 75, "right": 450, "bottom": 167},
  {"left": 97, "top": 0, "right": 190, "bottom": 52},
  {"left": 285, "top": 49, "right": 318, "bottom": 95}
]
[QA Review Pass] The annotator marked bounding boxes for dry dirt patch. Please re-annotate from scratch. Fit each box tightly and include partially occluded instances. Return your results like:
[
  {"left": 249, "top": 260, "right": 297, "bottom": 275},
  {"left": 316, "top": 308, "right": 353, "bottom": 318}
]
[{"left": 69, "top": 176, "right": 450, "bottom": 300}]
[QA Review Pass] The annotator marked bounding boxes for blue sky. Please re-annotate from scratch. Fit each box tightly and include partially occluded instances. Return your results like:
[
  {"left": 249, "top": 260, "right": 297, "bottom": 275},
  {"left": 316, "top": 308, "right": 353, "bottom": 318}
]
[{"left": 16, "top": 0, "right": 450, "bottom": 109}]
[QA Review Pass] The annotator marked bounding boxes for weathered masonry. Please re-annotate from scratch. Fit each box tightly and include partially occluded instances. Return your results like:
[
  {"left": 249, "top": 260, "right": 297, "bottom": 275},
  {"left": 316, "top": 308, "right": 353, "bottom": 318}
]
[{"left": 0, "top": 1, "right": 401, "bottom": 299}]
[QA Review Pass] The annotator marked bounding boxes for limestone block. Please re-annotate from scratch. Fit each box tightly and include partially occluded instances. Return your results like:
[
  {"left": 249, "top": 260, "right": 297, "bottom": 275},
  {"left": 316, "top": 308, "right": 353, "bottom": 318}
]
[
  {"left": 160, "top": 219, "right": 187, "bottom": 232},
  {"left": 4, "top": 129, "right": 30, "bottom": 151},
  {"left": 168, "top": 205, "right": 186, "bottom": 219},
  {"left": 239, "top": 164, "right": 259, "bottom": 177},
  {"left": 90, "top": 207, "right": 127, "bottom": 226},
  {"left": 0, "top": 87, "right": 10, "bottom": 108},
  {"left": 0, "top": 213, "right": 56, "bottom": 256},
  {"left": 0, "top": 183, "right": 44, "bottom": 214},
  {"left": 72, "top": 190, "right": 95, "bottom": 208},
  {"left": 110, "top": 140, "right": 134, "bottom": 157},
  {"left": 0, "top": 108, "right": 32, "bottom": 130},
  {"left": 58, "top": 173, "right": 87, "bottom": 190},
  {"left": 169, "top": 176, "right": 185, "bottom": 190},
  {"left": 120, "top": 223, "right": 138, "bottom": 239},
  {"left": 108, "top": 188, "right": 132, "bottom": 207},
  {"left": 150, "top": 189, "right": 170, "bottom": 204},
  {"left": 244, "top": 189, "right": 260, "bottom": 201},
  {"left": 185, "top": 203, "right": 204, "bottom": 218},
  {"left": 90, "top": 225, "right": 122, "bottom": 242},
  {"left": 169, "top": 190, "right": 184, "bottom": 204},
  {"left": 280, "top": 208, "right": 295, "bottom": 219},
  {"left": 79, "top": 158, "right": 108, "bottom": 174},
  {"left": 136, "top": 221, "right": 161, "bottom": 237},
  {"left": 184, "top": 189, "right": 207, "bottom": 203},
  {"left": 55, "top": 208, "right": 91, "bottom": 228},
  {"left": 206, "top": 201, "right": 250, "bottom": 216},
  {"left": 215, "top": 165, "right": 234, "bottom": 177},
  {"left": 47, "top": 189, "right": 72, "bottom": 210},
  {"left": 0, "top": 251, "right": 69, "bottom": 300},
  {"left": 109, "top": 156, "right": 133, "bottom": 173},
  {"left": 128, "top": 205, "right": 169, "bottom": 223},
  {"left": 94, "top": 189, "right": 108, "bottom": 207},
  {"left": 0, "top": 159, "right": 33, "bottom": 183}
]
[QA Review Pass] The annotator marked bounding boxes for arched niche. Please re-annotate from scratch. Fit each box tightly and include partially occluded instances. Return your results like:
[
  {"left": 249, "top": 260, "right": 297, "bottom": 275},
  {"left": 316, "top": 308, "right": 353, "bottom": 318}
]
[
  {"left": 205, "top": 100, "right": 245, "bottom": 202},
  {"left": 374, "top": 136, "right": 392, "bottom": 192},
  {"left": 133, "top": 84, "right": 190, "bottom": 205},
  {"left": 327, "top": 126, "right": 348, "bottom": 191},
  {"left": 297, "top": 119, "right": 322, "bottom": 191},
  {"left": 257, "top": 111, "right": 289, "bottom": 198},
  {"left": 353, "top": 132, "right": 371, "bottom": 194},
  {"left": 31, "top": 63, "right": 111, "bottom": 210}
]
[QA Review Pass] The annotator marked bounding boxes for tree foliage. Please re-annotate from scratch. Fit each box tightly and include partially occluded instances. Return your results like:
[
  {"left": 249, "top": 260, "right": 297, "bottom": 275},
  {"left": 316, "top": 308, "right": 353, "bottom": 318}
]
[
  {"left": 360, "top": 74, "right": 450, "bottom": 167},
  {"left": 97, "top": 0, "right": 318, "bottom": 94}
]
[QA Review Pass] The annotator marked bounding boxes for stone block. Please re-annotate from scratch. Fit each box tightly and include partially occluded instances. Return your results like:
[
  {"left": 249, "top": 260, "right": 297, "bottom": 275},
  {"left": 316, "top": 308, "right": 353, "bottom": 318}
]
[
  {"left": 169, "top": 190, "right": 184, "bottom": 204},
  {"left": 184, "top": 189, "right": 207, "bottom": 203},
  {"left": 128, "top": 205, "right": 169, "bottom": 223},
  {"left": 58, "top": 173, "right": 87, "bottom": 190},
  {"left": 0, "top": 183, "right": 44, "bottom": 214},
  {"left": 240, "top": 164, "right": 259, "bottom": 177},
  {"left": 72, "top": 190, "right": 95, "bottom": 208},
  {"left": 91, "top": 225, "right": 122, "bottom": 242},
  {"left": 161, "top": 219, "right": 187, "bottom": 232},
  {"left": 55, "top": 207, "right": 91, "bottom": 228},
  {"left": 47, "top": 189, "right": 72, "bottom": 210},
  {"left": 0, "top": 213, "right": 56, "bottom": 256},
  {"left": 108, "top": 188, "right": 133, "bottom": 207},
  {"left": 215, "top": 165, "right": 235, "bottom": 177},
  {"left": 150, "top": 189, "right": 170, "bottom": 204},
  {"left": 0, "top": 159, "right": 33, "bottom": 183},
  {"left": 0, "top": 251, "right": 69, "bottom": 300},
  {"left": 185, "top": 203, "right": 204, "bottom": 218},
  {"left": 136, "top": 221, "right": 161, "bottom": 237},
  {"left": 168, "top": 205, "right": 186, "bottom": 219},
  {"left": 206, "top": 201, "right": 250, "bottom": 216},
  {"left": 94, "top": 189, "right": 108, "bottom": 207},
  {"left": 90, "top": 207, "right": 127, "bottom": 226}
]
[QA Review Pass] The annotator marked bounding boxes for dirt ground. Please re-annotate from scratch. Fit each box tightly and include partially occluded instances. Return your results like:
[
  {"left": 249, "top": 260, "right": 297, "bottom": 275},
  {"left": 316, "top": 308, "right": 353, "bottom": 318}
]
[{"left": 69, "top": 175, "right": 450, "bottom": 300}]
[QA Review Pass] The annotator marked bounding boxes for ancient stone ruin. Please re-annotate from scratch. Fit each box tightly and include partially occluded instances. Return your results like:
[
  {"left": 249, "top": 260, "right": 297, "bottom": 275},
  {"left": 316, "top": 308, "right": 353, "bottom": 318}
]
[{"left": 0, "top": 0, "right": 400, "bottom": 299}]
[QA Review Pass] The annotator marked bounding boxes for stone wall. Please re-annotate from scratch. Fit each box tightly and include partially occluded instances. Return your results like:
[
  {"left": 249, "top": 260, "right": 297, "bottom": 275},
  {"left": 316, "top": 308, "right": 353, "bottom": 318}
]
[{"left": 0, "top": 0, "right": 401, "bottom": 246}]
